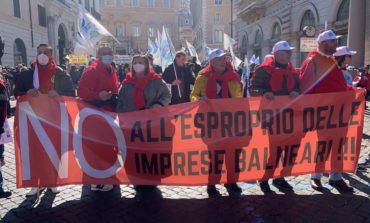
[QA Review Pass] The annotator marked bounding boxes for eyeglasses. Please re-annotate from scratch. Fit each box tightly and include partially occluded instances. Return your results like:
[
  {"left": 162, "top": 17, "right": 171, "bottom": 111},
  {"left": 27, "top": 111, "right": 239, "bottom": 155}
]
[{"left": 345, "top": 55, "right": 352, "bottom": 58}]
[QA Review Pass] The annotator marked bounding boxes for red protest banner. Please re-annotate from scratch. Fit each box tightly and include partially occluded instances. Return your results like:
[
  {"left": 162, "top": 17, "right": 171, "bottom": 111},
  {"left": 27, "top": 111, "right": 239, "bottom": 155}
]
[{"left": 14, "top": 90, "right": 364, "bottom": 188}]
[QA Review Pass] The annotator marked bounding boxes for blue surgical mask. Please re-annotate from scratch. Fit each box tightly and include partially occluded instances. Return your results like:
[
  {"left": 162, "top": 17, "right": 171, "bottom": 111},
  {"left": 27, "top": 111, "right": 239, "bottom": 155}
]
[{"left": 101, "top": 55, "right": 114, "bottom": 65}]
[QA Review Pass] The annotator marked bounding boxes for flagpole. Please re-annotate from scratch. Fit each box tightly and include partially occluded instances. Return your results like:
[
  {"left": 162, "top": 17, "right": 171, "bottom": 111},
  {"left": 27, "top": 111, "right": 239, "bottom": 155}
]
[{"left": 164, "top": 28, "right": 182, "bottom": 98}]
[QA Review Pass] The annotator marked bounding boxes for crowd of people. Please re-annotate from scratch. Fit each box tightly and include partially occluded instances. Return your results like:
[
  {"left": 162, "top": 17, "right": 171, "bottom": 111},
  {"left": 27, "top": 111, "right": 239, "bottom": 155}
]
[{"left": 0, "top": 29, "right": 370, "bottom": 199}]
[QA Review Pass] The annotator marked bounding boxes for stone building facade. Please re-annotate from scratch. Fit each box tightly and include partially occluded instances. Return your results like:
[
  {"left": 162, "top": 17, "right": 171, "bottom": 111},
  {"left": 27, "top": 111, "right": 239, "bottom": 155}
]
[
  {"left": 0, "top": 0, "right": 101, "bottom": 66},
  {"left": 190, "top": 0, "right": 232, "bottom": 60},
  {"left": 233, "top": 0, "right": 370, "bottom": 67},
  {"left": 99, "top": 0, "right": 192, "bottom": 55}
]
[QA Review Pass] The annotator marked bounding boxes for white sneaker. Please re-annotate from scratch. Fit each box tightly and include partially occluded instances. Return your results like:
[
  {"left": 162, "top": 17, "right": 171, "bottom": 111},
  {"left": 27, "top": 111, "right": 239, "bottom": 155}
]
[
  {"left": 91, "top": 184, "right": 113, "bottom": 192},
  {"left": 99, "top": 184, "right": 113, "bottom": 192},
  {"left": 91, "top": 184, "right": 99, "bottom": 191},
  {"left": 50, "top": 187, "right": 61, "bottom": 194},
  {"left": 26, "top": 187, "right": 45, "bottom": 197}
]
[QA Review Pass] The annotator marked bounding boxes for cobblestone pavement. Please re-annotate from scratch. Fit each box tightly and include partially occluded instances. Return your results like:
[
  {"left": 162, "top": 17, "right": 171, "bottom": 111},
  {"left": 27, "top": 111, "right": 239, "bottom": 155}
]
[{"left": 0, "top": 100, "right": 369, "bottom": 223}]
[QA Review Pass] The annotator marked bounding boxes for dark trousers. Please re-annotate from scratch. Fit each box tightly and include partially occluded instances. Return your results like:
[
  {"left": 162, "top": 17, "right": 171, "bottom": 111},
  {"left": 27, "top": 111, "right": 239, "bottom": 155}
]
[{"left": 0, "top": 144, "right": 4, "bottom": 191}]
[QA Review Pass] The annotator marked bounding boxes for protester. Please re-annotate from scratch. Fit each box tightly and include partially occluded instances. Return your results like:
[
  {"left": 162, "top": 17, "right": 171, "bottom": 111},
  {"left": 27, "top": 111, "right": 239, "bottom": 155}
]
[
  {"left": 77, "top": 46, "right": 119, "bottom": 192},
  {"left": 190, "top": 49, "right": 242, "bottom": 195},
  {"left": 0, "top": 77, "right": 10, "bottom": 198},
  {"left": 250, "top": 41, "right": 300, "bottom": 193},
  {"left": 359, "top": 65, "right": 370, "bottom": 97},
  {"left": 116, "top": 54, "right": 171, "bottom": 191},
  {"left": 117, "top": 64, "right": 125, "bottom": 82},
  {"left": 77, "top": 46, "right": 119, "bottom": 112},
  {"left": 147, "top": 54, "right": 163, "bottom": 75},
  {"left": 334, "top": 46, "right": 357, "bottom": 86},
  {"left": 191, "top": 56, "right": 202, "bottom": 77},
  {"left": 69, "top": 65, "right": 81, "bottom": 88},
  {"left": 13, "top": 43, "right": 75, "bottom": 196},
  {"left": 117, "top": 54, "right": 171, "bottom": 112},
  {"left": 300, "top": 30, "right": 354, "bottom": 192},
  {"left": 163, "top": 51, "right": 195, "bottom": 105}
]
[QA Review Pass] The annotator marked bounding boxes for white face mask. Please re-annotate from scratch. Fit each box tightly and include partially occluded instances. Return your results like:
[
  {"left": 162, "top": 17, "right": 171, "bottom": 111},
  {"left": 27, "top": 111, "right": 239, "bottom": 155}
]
[
  {"left": 133, "top": 64, "right": 146, "bottom": 73},
  {"left": 37, "top": 53, "right": 49, "bottom": 66},
  {"left": 101, "top": 55, "right": 114, "bottom": 65}
]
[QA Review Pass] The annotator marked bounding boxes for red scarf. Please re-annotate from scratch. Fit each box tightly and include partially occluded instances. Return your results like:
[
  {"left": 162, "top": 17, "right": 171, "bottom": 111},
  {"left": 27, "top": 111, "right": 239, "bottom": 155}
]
[
  {"left": 35, "top": 58, "right": 57, "bottom": 94},
  {"left": 259, "top": 56, "right": 296, "bottom": 93},
  {"left": 123, "top": 71, "right": 161, "bottom": 110},
  {"left": 201, "top": 63, "right": 241, "bottom": 99}
]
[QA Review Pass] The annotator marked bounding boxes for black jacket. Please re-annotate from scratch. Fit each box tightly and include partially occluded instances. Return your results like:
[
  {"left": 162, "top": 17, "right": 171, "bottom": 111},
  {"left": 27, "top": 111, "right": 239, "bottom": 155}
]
[
  {"left": 14, "top": 66, "right": 75, "bottom": 98},
  {"left": 249, "top": 62, "right": 300, "bottom": 96},
  {"left": 162, "top": 63, "right": 195, "bottom": 104}
]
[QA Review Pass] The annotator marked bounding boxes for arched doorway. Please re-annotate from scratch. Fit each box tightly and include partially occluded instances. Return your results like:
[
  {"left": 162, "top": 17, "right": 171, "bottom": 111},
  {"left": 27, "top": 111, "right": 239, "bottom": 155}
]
[
  {"left": 13, "top": 38, "right": 27, "bottom": 66},
  {"left": 253, "top": 29, "right": 262, "bottom": 62},
  {"left": 336, "top": 0, "right": 350, "bottom": 46},
  {"left": 270, "top": 22, "right": 281, "bottom": 52},
  {"left": 300, "top": 10, "right": 316, "bottom": 64},
  {"left": 239, "top": 34, "right": 248, "bottom": 60},
  {"left": 58, "top": 24, "right": 67, "bottom": 65}
]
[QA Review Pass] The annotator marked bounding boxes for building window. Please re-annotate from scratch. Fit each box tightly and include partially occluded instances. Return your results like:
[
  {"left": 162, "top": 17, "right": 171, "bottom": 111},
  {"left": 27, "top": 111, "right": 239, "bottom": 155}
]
[
  {"left": 99, "top": 0, "right": 106, "bottom": 7},
  {"left": 38, "top": 5, "right": 47, "bottom": 27},
  {"left": 116, "top": 0, "right": 123, "bottom": 7},
  {"left": 300, "top": 10, "right": 315, "bottom": 31},
  {"left": 85, "top": 0, "right": 90, "bottom": 11},
  {"left": 131, "top": 0, "right": 140, "bottom": 7},
  {"left": 215, "top": 0, "right": 222, "bottom": 5},
  {"left": 240, "top": 34, "right": 248, "bottom": 59},
  {"left": 271, "top": 23, "right": 281, "bottom": 40},
  {"left": 147, "top": 0, "right": 155, "bottom": 8},
  {"left": 13, "top": 0, "right": 21, "bottom": 18},
  {"left": 13, "top": 38, "right": 27, "bottom": 66},
  {"left": 254, "top": 29, "right": 262, "bottom": 45},
  {"left": 214, "top": 30, "right": 223, "bottom": 43},
  {"left": 300, "top": 10, "right": 316, "bottom": 64},
  {"left": 336, "top": 0, "right": 350, "bottom": 46},
  {"left": 162, "top": 0, "right": 169, "bottom": 8},
  {"left": 214, "top": 13, "right": 222, "bottom": 22},
  {"left": 132, "top": 25, "right": 140, "bottom": 37},
  {"left": 116, "top": 23, "right": 125, "bottom": 37},
  {"left": 148, "top": 26, "right": 155, "bottom": 38},
  {"left": 337, "top": 0, "right": 349, "bottom": 21},
  {"left": 254, "top": 30, "right": 262, "bottom": 61}
]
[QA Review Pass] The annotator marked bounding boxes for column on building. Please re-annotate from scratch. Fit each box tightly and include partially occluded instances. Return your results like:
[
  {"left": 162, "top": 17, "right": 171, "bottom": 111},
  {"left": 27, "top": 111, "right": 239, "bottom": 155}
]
[{"left": 347, "top": 0, "right": 366, "bottom": 67}]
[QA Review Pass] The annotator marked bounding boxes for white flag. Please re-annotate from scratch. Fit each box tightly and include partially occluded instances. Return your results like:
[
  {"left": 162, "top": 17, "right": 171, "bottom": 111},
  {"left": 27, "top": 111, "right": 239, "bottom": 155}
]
[
  {"left": 224, "top": 33, "right": 241, "bottom": 70},
  {"left": 160, "top": 26, "right": 176, "bottom": 69},
  {"left": 203, "top": 45, "right": 212, "bottom": 61},
  {"left": 74, "top": 5, "right": 117, "bottom": 55},
  {"left": 186, "top": 41, "right": 200, "bottom": 64},
  {"left": 33, "top": 64, "right": 39, "bottom": 90},
  {"left": 223, "top": 33, "right": 236, "bottom": 51},
  {"left": 148, "top": 38, "right": 157, "bottom": 55}
]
